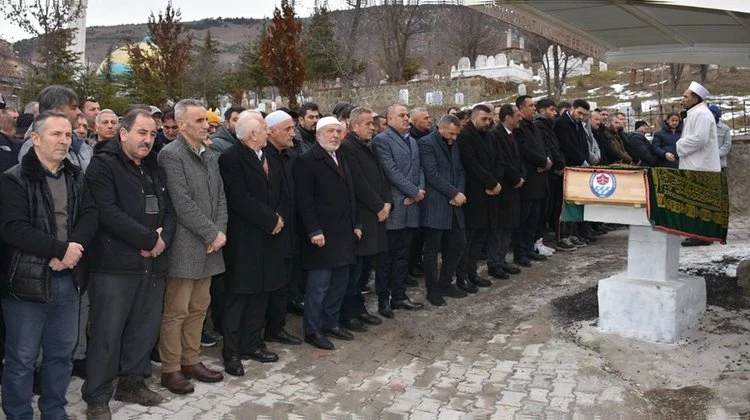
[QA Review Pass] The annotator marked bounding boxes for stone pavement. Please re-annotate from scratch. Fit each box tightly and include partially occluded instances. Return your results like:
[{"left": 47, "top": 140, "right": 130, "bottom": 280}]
[{"left": 41, "top": 227, "right": 750, "bottom": 417}]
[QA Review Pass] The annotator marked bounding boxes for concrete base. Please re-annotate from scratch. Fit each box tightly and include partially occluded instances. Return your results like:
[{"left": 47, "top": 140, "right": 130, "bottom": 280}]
[{"left": 598, "top": 273, "right": 706, "bottom": 343}]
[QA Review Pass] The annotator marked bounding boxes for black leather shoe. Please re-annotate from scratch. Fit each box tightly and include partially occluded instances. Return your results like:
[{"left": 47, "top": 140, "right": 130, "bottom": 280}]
[
  {"left": 427, "top": 294, "right": 447, "bottom": 306},
  {"left": 322, "top": 326, "right": 354, "bottom": 340},
  {"left": 342, "top": 318, "right": 369, "bottom": 332},
  {"left": 500, "top": 262, "right": 521, "bottom": 274},
  {"left": 440, "top": 285, "right": 467, "bottom": 298},
  {"left": 528, "top": 253, "right": 547, "bottom": 261},
  {"left": 391, "top": 298, "right": 425, "bottom": 310},
  {"left": 224, "top": 356, "right": 244, "bottom": 377},
  {"left": 456, "top": 280, "right": 479, "bottom": 294},
  {"left": 264, "top": 329, "right": 302, "bottom": 345},
  {"left": 358, "top": 312, "right": 382, "bottom": 325},
  {"left": 243, "top": 348, "right": 279, "bottom": 363},
  {"left": 287, "top": 299, "right": 304, "bottom": 316},
  {"left": 378, "top": 301, "right": 394, "bottom": 318},
  {"left": 305, "top": 333, "right": 335, "bottom": 350},
  {"left": 514, "top": 258, "right": 532, "bottom": 267},
  {"left": 469, "top": 276, "right": 492, "bottom": 287},
  {"left": 488, "top": 266, "right": 509, "bottom": 280}
]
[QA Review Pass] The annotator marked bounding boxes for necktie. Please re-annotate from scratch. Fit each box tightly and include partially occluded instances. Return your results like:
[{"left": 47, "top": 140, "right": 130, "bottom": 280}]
[{"left": 262, "top": 156, "right": 269, "bottom": 178}]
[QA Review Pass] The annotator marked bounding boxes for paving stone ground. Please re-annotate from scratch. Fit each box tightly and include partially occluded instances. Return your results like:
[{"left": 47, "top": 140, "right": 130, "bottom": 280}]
[{"left": 30, "top": 227, "right": 750, "bottom": 417}]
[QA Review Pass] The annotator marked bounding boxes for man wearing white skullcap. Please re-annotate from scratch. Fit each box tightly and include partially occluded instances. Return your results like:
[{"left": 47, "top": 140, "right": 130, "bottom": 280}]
[
  {"left": 677, "top": 81, "right": 721, "bottom": 248},
  {"left": 293, "top": 116, "right": 363, "bottom": 350},
  {"left": 676, "top": 81, "right": 720, "bottom": 172}
]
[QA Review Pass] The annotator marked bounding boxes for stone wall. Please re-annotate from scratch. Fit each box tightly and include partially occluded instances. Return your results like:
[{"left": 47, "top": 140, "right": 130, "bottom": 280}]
[
  {"left": 727, "top": 135, "right": 750, "bottom": 219},
  {"left": 306, "top": 76, "right": 511, "bottom": 113}
]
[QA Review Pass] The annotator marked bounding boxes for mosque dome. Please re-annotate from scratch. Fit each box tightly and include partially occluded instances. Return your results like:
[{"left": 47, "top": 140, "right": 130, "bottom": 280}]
[{"left": 96, "top": 36, "right": 158, "bottom": 77}]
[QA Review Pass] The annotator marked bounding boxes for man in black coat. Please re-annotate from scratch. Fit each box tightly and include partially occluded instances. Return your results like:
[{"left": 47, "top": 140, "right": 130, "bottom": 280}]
[
  {"left": 82, "top": 110, "right": 176, "bottom": 415},
  {"left": 339, "top": 107, "right": 390, "bottom": 330},
  {"left": 263, "top": 110, "right": 307, "bottom": 337},
  {"left": 490, "top": 105, "right": 527, "bottom": 275},
  {"left": 0, "top": 111, "right": 98, "bottom": 419},
  {"left": 294, "top": 117, "right": 362, "bottom": 351},
  {"left": 553, "top": 99, "right": 593, "bottom": 246},
  {"left": 533, "top": 99, "right": 565, "bottom": 252},
  {"left": 629, "top": 121, "right": 658, "bottom": 167},
  {"left": 456, "top": 105, "right": 504, "bottom": 291},
  {"left": 418, "top": 114, "right": 468, "bottom": 306},
  {"left": 512, "top": 95, "right": 553, "bottom": 267},
  {"left": 218, "top": 113, "right": 289, "bottom": 376}
]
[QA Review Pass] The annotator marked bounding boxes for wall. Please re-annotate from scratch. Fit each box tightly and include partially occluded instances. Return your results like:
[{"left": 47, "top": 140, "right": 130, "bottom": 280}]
[
  {"left": 306, "top": 76, "right": 510, "bottom": 113},
  {"left": 727, "top": 135, "right": 750, "bottom": 219}
]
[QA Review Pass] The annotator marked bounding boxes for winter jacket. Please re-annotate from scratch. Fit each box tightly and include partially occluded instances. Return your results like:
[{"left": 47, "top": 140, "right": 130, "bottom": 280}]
[
  {"left": 627, "top": 132, "right": 658, "bottom": 167},
  {"left": 210, "top": 125, "right": 238, "bottom": 158},
  {"left": 0, "top": 150, "right": 98, "bottom": 302},
  {"left": 717, "top": 122, "right": 731, "bottom": 168},
  {"left": 85, "top": 138, "right": 176, "bottom": 277},
  {"left": 293, "top": 126, "right": 317, "bottom": 154},
  {"left": 652, "top": 120, "right": 682, "bottom": 168}
]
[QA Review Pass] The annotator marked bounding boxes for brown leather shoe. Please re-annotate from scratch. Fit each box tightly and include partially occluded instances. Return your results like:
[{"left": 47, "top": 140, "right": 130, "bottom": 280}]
[
  {"left": 181, "top": 362, "right": 223, "bottom": 383},
  {"left": 160, "top": 371, "right": 194, "bottom": 395}
]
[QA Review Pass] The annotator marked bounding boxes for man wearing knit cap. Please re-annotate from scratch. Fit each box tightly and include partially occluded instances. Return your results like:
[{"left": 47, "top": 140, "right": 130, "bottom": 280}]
[
  {"left": 293, "top": 116, "right": 362, "bottom": 350},
  {"left": 676, "top": 81, "right": 720, "bottom": 172},
  {"left": 259, "top": 110, "right": 303, "bottom": 346}
]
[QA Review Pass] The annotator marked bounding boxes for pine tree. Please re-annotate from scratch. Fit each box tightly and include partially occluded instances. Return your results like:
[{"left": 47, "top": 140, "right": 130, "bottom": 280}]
[
  {"left": 305, "top": 7, "right": 340, "bottom": 82},
  {"left": 186, "top": 31, "right": 224, "bottom": 106},
  {"left": 260, "top": 0, "right": 306, "bottom": 109}
]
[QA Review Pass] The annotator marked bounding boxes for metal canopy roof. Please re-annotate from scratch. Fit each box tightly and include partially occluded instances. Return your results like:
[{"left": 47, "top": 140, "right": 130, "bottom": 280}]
[{"left": 468, "top": 1, "right": 750, "bottom": 66}]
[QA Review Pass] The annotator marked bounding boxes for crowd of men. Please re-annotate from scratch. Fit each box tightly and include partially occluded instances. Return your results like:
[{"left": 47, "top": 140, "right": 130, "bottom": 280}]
[{"left": 0, "top": 79, "right": 725, "bottom": 419}]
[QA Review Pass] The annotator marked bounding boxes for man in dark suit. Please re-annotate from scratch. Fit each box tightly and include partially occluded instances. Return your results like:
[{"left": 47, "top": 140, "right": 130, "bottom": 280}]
[
  {"left": 418, "top": 114, "right": 468, "bottom": 306},
  {"left": 491, "top": 105, "right": 527, "bottom": 275},
  {"left": 339, "top": 107, "right": 390, "bottom": 331},
  {"left": 456, "top": 105, "right": 504, "bottom": 291},
  {"left": 294, "top": 117, "right": 362, "bottom": 350},
  {"left": 512, "top": 96, "right": 553, "bottom": 267},
  {"left": 372, "top": 104, "right": 425, "bottom": 318},
  {"left": 218, "top": 113, "right": 288, "bottom": 376}
]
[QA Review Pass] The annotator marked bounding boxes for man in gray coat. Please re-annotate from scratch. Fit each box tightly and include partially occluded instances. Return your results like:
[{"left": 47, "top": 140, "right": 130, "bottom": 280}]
[
  {"left": 157, "top": 99, "right": 227, "bottom": 394},
  {"left": 372, "top": 104, "right": 425, "bottom": 318}
]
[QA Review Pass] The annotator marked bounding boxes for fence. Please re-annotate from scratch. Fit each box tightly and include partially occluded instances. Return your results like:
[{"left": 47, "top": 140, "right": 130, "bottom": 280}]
[{"left": 621, "top": 100, "right": 749, "bottom": 137}]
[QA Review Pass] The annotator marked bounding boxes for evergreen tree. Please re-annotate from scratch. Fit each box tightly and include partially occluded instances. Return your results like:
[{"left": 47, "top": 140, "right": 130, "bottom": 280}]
[
  {"left": 226, "top": 27, "right": 271, "bottom": 104},
  {"left": 185, "top": 31, "right": 224, "bottom": 106},
  {"left": 305, "top": 7, "right": 340, "bottom": 82},
  {"left": 260, "top": 0, "right": 306, "bottom": 108}
]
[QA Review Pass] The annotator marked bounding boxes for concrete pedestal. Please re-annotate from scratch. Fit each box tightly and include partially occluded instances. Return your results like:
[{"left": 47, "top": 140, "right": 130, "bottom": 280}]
[
  {"left": 598, "top": 273, "right": 706, "bottom": 343},
  {"left": 595, "top": 225, "right": 706, "bottom": 343}
]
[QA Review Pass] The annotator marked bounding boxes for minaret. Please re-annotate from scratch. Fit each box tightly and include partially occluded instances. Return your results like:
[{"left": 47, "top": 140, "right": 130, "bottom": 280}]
[{"left": 69, "top": 0, "right": 88, "bottom": 68}]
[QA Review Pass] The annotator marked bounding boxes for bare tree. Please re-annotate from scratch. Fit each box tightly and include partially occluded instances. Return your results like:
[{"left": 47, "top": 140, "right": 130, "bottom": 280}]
[
  {"left": 669, "top": 63, "right": 685, "bottom": 91},
  {"left": 374, "top": 1, "right": 428, "bottom": 82},
  {"left": 336, "top": 0, "right": 369, "bottom": 100},
  {"left": 443, "top": 6, "right": 505, "bottom": 61},
  {"left": 526, "top": 36, "right": 583, "bottom": 101}
]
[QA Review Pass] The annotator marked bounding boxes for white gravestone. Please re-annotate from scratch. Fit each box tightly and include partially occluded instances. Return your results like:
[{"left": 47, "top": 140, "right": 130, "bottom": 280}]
[
  {"left": 457, "top": 57, "right": 471, "bottom": 70},
  {"left": 399, "top": 89, "right": 409, "bottom": 105},
  {"left": 495, "top": 53, "right": 507, "bottom": 67},
  {"left": 454, "top": 93, "right": 465, "bottom": 105},
  {"left": 517, "top": 83, "right": 527, "bottom": 96},
  {"left": 475, "top": 55, "right": 487, "bottom": 69}
]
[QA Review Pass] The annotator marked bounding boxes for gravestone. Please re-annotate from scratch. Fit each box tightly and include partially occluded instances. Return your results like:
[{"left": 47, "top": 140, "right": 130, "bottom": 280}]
[
  {"left": 518, "top": 84, "right": 527, "bottom": 96},
  {"left": 476, "top": 55, "right": 487, "bottom": 69},
  {"left": 457, "top": 57, "right": 471, "bottom": 70},
  {"left": 455, "top": 93, "right": 465, "bottom": 105},
  {"left": 486, "top": 55, "right": 496, "bottom": 68},
  {"left": 495, "top": 53, "right": 507, "bottom": 67},
  {"left": 399, "top": 89, "right": 409, "bottom": 105}
]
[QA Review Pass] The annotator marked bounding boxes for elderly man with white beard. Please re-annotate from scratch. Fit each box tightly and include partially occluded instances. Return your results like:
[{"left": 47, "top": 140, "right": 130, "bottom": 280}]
[{"left": 293, "top": 117, "right": 362, "bottom": 350}]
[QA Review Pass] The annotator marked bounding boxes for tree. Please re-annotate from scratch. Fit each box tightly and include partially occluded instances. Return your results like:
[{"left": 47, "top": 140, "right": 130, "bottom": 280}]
[
  {"left": 185, "top": 31, "right": 224, "bottom": 106},
  {"left": 375, "top": 1, "right": 429, "bottom": 82},
  {"left": 444, "top": 6, "right": 506, "bottom": 62},
  {"left": 126, "top": 2, "right": 193, "bottom": 105},
  {"left": 226, "top": 27, "right": 271, "bottom": 104},
  {"left": 2, "top": 0, "right": 83, "bottom": 90},
  {"left": 335, "top": 0, "right": 368, "bottom": 100},
  {"left": 527, "top": 36, "right": 581, "bottom": 101},
  {"left": 260, "top": 0, "right": 306, "bottom": 108},
  {"left": 305, "top": 7, "right": 340, "bottom": 82},
  {"left": 669, "top": 63, "right": 685, "bottom": 91}
]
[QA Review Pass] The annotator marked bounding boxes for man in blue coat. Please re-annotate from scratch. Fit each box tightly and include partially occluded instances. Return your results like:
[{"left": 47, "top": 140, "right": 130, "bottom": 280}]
[
  {"left": 372, "top": 104, "right": 425, "bottom": 318},
  {"left": 418, "top": 115, "right": 467, "bottom": 306}
]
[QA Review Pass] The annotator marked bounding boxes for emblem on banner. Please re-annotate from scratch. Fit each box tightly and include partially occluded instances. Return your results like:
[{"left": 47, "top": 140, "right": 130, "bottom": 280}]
[{"left": 589, "top": 172, "right": 617, "bottom": 198}]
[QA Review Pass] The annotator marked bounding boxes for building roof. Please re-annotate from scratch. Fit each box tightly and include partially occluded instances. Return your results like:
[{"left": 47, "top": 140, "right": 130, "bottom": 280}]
[{"left": 468, "top": 1, "right": 750, "bottom": 66}]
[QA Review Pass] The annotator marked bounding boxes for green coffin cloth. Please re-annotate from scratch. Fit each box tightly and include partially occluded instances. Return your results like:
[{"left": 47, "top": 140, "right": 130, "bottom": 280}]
[
  {"left": 561, "top": 202, "right": 584, "bottom": 222},
  {"left": 647, "top": 168, "right": 729, "bottom": 243}
]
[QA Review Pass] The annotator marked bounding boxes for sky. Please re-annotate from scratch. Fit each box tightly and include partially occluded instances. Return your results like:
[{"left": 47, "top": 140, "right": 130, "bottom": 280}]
[{"left": 0, "top": 0, "right": 348, "bottom": 42}]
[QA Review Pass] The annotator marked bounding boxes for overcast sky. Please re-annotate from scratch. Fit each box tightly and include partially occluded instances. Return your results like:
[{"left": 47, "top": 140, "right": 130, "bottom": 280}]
[{"left": 0, "top": 0, "right": 343, "bottom": 42}]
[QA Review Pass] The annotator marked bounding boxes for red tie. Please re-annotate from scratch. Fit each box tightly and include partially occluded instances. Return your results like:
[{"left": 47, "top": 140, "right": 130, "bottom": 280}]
[{"left": 262, "top": 157, "right": 269, "bottom": 178}]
